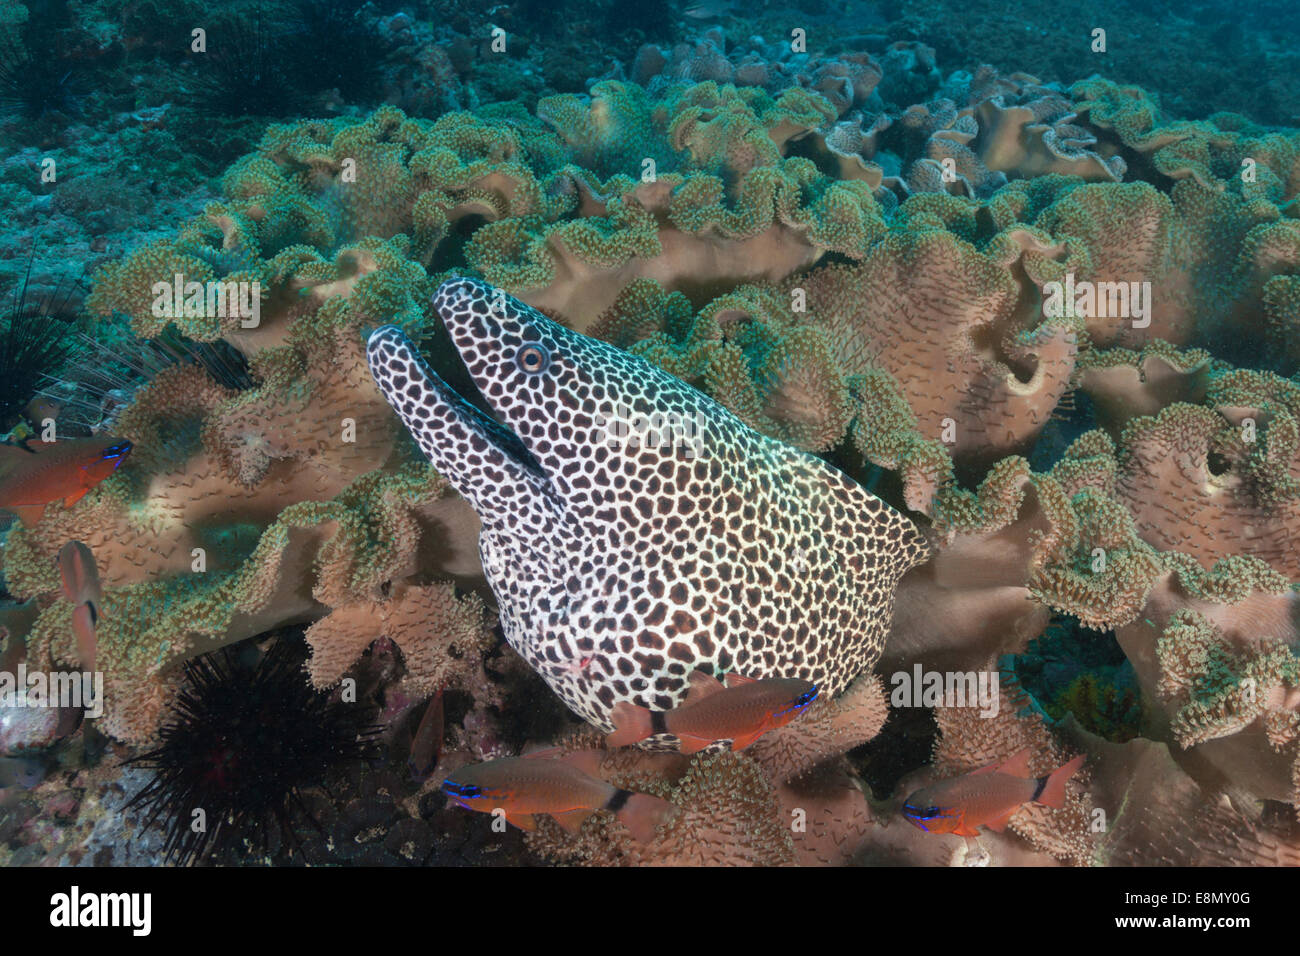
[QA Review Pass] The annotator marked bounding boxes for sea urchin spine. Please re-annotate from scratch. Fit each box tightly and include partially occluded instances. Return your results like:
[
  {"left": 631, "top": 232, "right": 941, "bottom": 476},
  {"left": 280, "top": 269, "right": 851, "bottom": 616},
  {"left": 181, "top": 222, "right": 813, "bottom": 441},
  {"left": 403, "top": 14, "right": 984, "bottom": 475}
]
[{"left": 126, "top": 637, "right": 380, "bottom": 866}]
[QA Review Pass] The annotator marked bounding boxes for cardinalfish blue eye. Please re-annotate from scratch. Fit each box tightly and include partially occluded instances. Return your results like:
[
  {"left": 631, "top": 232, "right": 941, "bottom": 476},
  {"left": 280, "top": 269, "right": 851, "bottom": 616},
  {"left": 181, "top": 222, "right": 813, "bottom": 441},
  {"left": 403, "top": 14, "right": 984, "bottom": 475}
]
[
  {"left": 794, "top": 686, "right": 819, "bottom": 709},
  {"left": 441, "top": 779, "right": 491, "bottom": 800},
  {"left": 901, "top": 803, "right": 949, "bottom": 832},
  {"left": 516, "top": 344, "right": 549, "bottom": 374},
  {"left": 771, "top": 684, "right": 819, "bottom": 720}
]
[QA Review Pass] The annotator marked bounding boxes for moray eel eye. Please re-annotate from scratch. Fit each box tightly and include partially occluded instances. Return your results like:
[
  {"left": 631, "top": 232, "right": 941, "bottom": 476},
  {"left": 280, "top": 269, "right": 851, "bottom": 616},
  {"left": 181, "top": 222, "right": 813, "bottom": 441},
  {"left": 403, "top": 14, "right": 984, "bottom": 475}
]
[{"left": 517, "top": 344, "right": 549, "bottom": 374}]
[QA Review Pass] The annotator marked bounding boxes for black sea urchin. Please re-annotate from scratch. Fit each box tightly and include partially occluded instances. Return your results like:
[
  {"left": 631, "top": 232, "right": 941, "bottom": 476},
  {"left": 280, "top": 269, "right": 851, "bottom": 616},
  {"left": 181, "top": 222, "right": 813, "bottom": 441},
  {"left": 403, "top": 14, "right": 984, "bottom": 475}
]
[
  {"left": 190, "top": 9, "right": 304, "bottom": 119},
  {"left": 0, "top": 28, "right": 81, "bottom": 123},
  {"left": 0, "top": 258, "right": 77, "bottom": 431},
  {"left": 280, "top": 0, "right": 387, "bottom": 103},
  {"left": 34, "top": 313, "right": 256, "bottom": 437},
  {"left": 126, "top": 637, "right": 381, "bottom": 866}
]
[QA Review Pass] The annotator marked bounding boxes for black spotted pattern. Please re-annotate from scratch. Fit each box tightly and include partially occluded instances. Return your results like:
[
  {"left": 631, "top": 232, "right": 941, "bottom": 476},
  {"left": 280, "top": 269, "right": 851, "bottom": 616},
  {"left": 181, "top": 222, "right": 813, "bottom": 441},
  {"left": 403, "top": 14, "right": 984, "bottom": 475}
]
[{"left": 366, "top": 277, "right": 931, "bottom": 735}]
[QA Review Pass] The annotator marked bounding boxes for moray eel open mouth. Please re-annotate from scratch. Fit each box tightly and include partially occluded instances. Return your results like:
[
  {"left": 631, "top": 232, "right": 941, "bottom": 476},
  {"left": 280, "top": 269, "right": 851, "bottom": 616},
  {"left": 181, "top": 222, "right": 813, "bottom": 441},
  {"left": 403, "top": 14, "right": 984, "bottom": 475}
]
[
  {"left": 367, "top": 276, "right": 931, "bottom": 733},
  {"left": 367, "top": 375, "right": 538, "bottom": 482},
  {"left": 366, "top": 284, "right": 553, "bottom": 499},
  {"left": 422, "top": 359, "right": 548, "bottom": 482}
]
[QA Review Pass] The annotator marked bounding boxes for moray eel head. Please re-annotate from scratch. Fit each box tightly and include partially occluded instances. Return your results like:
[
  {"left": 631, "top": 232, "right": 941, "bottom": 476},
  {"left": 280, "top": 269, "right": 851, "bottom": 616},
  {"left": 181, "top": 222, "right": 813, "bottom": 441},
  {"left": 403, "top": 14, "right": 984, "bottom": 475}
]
[{"left": 367, "top": 277, "right": 931, "bottom": 734}]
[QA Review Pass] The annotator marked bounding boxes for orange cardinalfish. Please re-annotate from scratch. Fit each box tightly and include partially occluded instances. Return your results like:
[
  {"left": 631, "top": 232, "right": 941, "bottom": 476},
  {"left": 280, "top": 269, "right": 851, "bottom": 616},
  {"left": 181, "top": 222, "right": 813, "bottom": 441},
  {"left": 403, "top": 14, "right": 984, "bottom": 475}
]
[
  {"left": 0, "top": 438, "right": 132, "bottom": 527},
  {"left": 606, "top": 670, "right": 819, "bottom": 753},
  {"left": 441, "top": 750, "right": 674, "bottom": 842},
  {"left": 57, "top": 541, "right": 101, "bottom": 673},
  {"left": 902, "top": 748, "right": 1085, "bottom": 837}
]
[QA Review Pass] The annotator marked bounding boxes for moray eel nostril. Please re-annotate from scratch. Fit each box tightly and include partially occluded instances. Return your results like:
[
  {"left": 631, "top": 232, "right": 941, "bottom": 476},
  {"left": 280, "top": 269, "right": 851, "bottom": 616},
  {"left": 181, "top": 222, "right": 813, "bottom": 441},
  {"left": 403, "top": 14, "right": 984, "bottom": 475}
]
[{"left": 367, "top": 276, "right": 931, "bottom": 738}]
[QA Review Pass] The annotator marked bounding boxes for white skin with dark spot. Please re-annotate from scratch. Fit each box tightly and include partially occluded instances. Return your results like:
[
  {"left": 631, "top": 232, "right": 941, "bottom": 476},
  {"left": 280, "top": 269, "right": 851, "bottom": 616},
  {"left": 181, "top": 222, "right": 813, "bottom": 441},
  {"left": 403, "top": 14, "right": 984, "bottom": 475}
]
[{"left": 367, "top": 277, "right": 931, "bottom": 735}]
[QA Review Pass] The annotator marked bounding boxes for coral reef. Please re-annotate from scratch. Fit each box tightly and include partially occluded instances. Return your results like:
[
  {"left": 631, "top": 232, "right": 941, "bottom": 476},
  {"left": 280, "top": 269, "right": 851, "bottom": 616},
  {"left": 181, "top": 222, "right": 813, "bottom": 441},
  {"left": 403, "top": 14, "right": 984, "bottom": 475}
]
[{"left": 2, "top": 3, "right": 1300, "bottom": 869}]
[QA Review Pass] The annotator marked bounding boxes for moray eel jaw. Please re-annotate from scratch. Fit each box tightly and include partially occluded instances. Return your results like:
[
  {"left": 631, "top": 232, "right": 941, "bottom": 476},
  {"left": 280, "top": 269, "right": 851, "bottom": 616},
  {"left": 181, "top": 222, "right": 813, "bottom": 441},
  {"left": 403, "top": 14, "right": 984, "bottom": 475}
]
[
  {"left": 366, "top": 318, "right": 554, "bottom": 524},
  {"left": 368, "top": 277, "right": 931, "bottom": 734}
]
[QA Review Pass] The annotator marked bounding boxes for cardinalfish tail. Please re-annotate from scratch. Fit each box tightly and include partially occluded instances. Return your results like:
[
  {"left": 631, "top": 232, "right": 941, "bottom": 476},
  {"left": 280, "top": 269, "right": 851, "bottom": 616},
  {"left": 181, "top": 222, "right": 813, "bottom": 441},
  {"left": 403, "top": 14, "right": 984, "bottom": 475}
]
[
  {"left": 408, "top": 690, "right": 444, "bottom": 780},
  {"left": 606, "top": 701, "right": 667, "bottom": 748},
  {"left": 1033, "top": 754, "right": 1086, "bottom": 809},
  {"left": 58, "top": 541, "right": 101, "bottom": 672},
  {"left": 70, "top": 603, "right": 97, "bottom": 674},
  {"left": 610, "top": 790, "right": 675, "bottom": 843}
]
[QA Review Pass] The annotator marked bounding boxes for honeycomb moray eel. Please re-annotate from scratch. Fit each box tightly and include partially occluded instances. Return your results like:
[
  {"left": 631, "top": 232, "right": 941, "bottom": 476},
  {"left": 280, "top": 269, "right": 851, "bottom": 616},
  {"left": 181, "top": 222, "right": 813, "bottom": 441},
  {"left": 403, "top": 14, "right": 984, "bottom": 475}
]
[{"left": 367, "top": 277, "right": 931, "bottom": 734}]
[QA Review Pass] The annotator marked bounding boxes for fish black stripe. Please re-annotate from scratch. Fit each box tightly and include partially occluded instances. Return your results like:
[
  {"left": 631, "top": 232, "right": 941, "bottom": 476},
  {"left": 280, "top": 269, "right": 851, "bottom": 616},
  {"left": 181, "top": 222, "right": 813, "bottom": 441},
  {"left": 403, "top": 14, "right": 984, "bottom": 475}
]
[
  {"left": 605, "top": 788, "right": 632, "bottom": 812},
  {"left": 651, "top": 711, "right": 668, "bottom": 734},
  {"left": 1032, "top": 775, "right": 1048, "bottom": 801}
]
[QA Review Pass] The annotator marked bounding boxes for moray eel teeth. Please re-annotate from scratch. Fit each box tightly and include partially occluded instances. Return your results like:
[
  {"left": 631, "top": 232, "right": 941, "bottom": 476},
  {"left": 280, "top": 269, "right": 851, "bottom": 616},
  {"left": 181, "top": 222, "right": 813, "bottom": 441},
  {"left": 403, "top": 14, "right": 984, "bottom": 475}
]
[{"left": 367, "top": 277, "right": 931, "bottom": 735}]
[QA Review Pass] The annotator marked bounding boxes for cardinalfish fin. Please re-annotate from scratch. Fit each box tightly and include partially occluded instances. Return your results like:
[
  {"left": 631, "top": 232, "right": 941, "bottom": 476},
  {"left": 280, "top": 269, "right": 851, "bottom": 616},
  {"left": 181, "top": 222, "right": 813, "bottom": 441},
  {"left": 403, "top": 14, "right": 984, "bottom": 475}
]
[
  {"left": 726, "top": 728, "right": 767, "bottom": 752},
  {"left": 983, "top": 808, "right": 1017, "bottom": 833},
  {"left": 973, "top": 747, "right": 1035, "bottom": 778},
  {"left": 408, "top": 690, "right": 444, "bottom": 780},
  {"left": 722, "top": 672, "right": 758, "bottom": 688},
  {"left": 1033, "top": 754, "right": 1086, "bottom": 809},
  {"left": 62, "top": 488, "right": 91, "bottom": 508},
  {"left": 549, "top": 808, "right": 595, "bottom": 834},
  {"left": 675, "top": 733, "right": 715, "bottom": 755},
  {"left": 521, "top": 743, "right": 563, "bottom": 758},
  {"left": 0, "top": 440, "right": 38, "bottom": 461},
  {"left": 522, "top": 746, "right": 606, "bottom": 778},
  {"left": 6, "top": 504, "right": 47, "bottom": 527},
  {"left": 685, "top": 668, "right": 726, "bottom": 702},
  {"left": 996, "top": 748, "right": 1036, "bottom": 778},
  {"left": 608, "top": 790, "right": 675, "bottom": 843},
  {"left": 504, "top": 813, "right": 537, "bottom": 832},
  {"left": 553, "top": 748, "right": 605, "bottom": 778},
  {"left": 606, "top": 701, "right": 658, "bottom": 748}
]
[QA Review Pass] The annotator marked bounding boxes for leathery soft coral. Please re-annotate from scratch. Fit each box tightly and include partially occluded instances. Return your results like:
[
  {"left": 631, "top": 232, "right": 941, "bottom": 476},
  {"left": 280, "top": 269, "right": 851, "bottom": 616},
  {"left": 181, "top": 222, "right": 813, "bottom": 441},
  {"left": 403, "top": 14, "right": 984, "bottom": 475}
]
[
  {"left": 7, "top": 235, "right": 486, "bottom": 741},
  {"left": 520, "top": 676, "right": 890, "bottom": 865}
]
